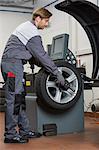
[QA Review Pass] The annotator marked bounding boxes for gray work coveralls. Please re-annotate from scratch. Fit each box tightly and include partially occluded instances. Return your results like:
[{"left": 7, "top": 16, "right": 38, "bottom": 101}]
[{"left": 1, "top": 21, "right": 58, "bottom": 139}]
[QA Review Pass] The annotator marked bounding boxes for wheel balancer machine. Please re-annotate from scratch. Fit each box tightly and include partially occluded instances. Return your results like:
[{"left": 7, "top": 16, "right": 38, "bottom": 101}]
[{"left": 25, "top": 0, "right": 99, "bottom": 135}]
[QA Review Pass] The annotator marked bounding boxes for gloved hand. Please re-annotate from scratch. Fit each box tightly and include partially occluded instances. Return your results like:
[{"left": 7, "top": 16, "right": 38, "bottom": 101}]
[{"left": 55, "top": 71, "right": 65, "bottom": 86}]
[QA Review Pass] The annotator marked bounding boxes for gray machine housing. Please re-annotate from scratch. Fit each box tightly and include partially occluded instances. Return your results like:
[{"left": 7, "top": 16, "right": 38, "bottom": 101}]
[{"left": 26, "top": 92, "right": 84, "bottom": 134}]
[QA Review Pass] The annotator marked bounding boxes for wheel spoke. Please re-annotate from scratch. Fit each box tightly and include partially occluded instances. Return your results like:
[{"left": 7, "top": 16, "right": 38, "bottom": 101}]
[
  {"left": 46, "top": 81, "right": 56, "bottom": 88},
  {"left": 66, "top": 72, "right": 77, "bottom": 83},
  {"left": 54, "top": 89, "right": 62, "bottom": 103},
  {"left": 63, "top": 90, "right": 73, "bottom": 97},
  {"left": 67, "top": 88, "right": 75, "bottom": 96}
]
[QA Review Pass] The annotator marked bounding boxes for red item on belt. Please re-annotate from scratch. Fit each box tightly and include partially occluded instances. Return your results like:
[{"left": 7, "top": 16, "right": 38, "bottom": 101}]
[{"left": 7, "top": 72, "right": 16, "bottom": 78}]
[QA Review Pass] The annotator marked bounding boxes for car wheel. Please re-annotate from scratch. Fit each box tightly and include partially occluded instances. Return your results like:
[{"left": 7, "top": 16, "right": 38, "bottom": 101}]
[{"left": 35, "top": 60, "right": 82, "bottom": 112}]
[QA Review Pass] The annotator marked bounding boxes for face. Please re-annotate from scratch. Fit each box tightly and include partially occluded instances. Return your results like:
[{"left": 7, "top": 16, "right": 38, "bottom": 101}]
[{"left": 35, "top": 16, "right": 50, "bottom": 29}]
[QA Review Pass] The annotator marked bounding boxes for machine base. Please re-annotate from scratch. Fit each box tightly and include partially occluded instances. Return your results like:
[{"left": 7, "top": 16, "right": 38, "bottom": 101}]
[{"left": 26, "top": 92, "right": 84, "bottom": 135}]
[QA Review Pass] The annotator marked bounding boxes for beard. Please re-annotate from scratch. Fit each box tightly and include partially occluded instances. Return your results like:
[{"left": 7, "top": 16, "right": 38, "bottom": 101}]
[{"left": 37, "top": 26, "right": 44, "bottom": 29}]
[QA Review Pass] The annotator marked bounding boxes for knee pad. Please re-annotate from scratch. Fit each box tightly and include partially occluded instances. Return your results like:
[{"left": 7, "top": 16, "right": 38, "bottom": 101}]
[
  {"left": 21, "top": 92, "right": 26, "bottom": 111},
  {"left": 14, "top": 94, "right": 22, "bottom": 115}
]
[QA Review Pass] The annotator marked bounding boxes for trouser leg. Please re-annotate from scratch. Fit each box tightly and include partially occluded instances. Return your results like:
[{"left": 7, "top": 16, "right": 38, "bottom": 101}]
[
  {"left": 3, "top": 71, "right": 19, "bottom": 139},
  {"left": 18, "top": 110, "right": 30, "bottom": 136},
  {"left": 1, "top": 59, "right": 31, "bottom": 138},
  {"left": 18, "top": 92, "right": 30, "bottom": 135},
  {"left": 15, "top": 70, "right": 30, "bottom": 135},
  {"left": 5, "top": 91, "right": 19, "bottom": 139},
  {"left": 18, "top": 73, "right": 31, "bottom": 135},
  {"left": 1, "top": 60, "right": 22, "bottom": 138}
]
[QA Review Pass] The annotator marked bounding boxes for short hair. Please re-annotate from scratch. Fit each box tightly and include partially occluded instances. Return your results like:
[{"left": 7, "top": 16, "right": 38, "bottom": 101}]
[{"left": 32, "top": 8, "right": 52, "bottom": 20}]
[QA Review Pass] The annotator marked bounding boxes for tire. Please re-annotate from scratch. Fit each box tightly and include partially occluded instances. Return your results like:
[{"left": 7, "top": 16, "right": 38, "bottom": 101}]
[{"left": 35, "top": 60, "right": 82, "bottom": 112}]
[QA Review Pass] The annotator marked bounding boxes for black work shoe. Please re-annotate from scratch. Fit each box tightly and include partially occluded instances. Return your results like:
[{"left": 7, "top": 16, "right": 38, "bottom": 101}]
[
  {"left": 22, "top": 131, "right": 42, "bottom": 138},
  {"left": 4, "top": 136, "right": 29, "bottom": 143}
]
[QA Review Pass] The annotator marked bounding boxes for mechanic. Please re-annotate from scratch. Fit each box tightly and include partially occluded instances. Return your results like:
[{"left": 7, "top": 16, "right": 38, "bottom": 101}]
[{"left": 1, "top": 8, "right": 65, "bottom": 144}]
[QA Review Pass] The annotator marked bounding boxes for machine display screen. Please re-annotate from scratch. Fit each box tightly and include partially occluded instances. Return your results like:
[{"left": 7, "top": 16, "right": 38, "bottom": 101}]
[
  {"left": 53, "top": 37, "right": 64, "bottom": 53},
  {"left": 51, "top": 34, "right": 69, "bottom": 60}
]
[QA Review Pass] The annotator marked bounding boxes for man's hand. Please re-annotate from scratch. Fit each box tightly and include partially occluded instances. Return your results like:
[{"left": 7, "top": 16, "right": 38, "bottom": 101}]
[{"left": 55, "top": 71, "right": 65, "bottom": 86}]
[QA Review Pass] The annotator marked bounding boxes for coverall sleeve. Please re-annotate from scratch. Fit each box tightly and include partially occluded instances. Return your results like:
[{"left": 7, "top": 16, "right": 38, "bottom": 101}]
[{"left": 26, "top": 36, "right": 58, "bottom": 75}]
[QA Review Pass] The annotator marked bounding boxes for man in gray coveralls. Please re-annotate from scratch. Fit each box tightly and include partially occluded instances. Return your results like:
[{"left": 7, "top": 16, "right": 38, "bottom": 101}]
[{"left": 1, "top": 8, "right": 65, "bottom": 143}]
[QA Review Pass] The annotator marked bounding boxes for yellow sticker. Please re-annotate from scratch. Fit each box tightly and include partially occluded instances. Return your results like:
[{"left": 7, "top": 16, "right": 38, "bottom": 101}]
[{"left": 26, "top": 81, "right": 31, "bottom": 86}]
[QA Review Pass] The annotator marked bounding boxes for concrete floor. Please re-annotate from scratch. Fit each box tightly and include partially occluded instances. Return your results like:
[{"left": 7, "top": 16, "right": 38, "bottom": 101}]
[{"left": 0, "top": 112, "right": 99, "bottom": 150}]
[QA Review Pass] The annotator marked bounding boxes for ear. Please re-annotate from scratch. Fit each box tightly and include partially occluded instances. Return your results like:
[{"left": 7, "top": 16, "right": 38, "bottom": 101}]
[{"left": 35, "top": 16, "right": 41, "bottom": 22}]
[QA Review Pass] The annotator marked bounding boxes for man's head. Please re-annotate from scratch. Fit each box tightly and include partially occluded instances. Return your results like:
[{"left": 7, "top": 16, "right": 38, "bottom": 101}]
[{"left": 32, "top": 8, "right": 52, "bottom": 29}]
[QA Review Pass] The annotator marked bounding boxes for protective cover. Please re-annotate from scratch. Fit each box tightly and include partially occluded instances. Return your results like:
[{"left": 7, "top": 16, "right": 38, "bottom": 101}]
[{"left": 55, "top": 0, "right": 99, "bottom": 78}]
